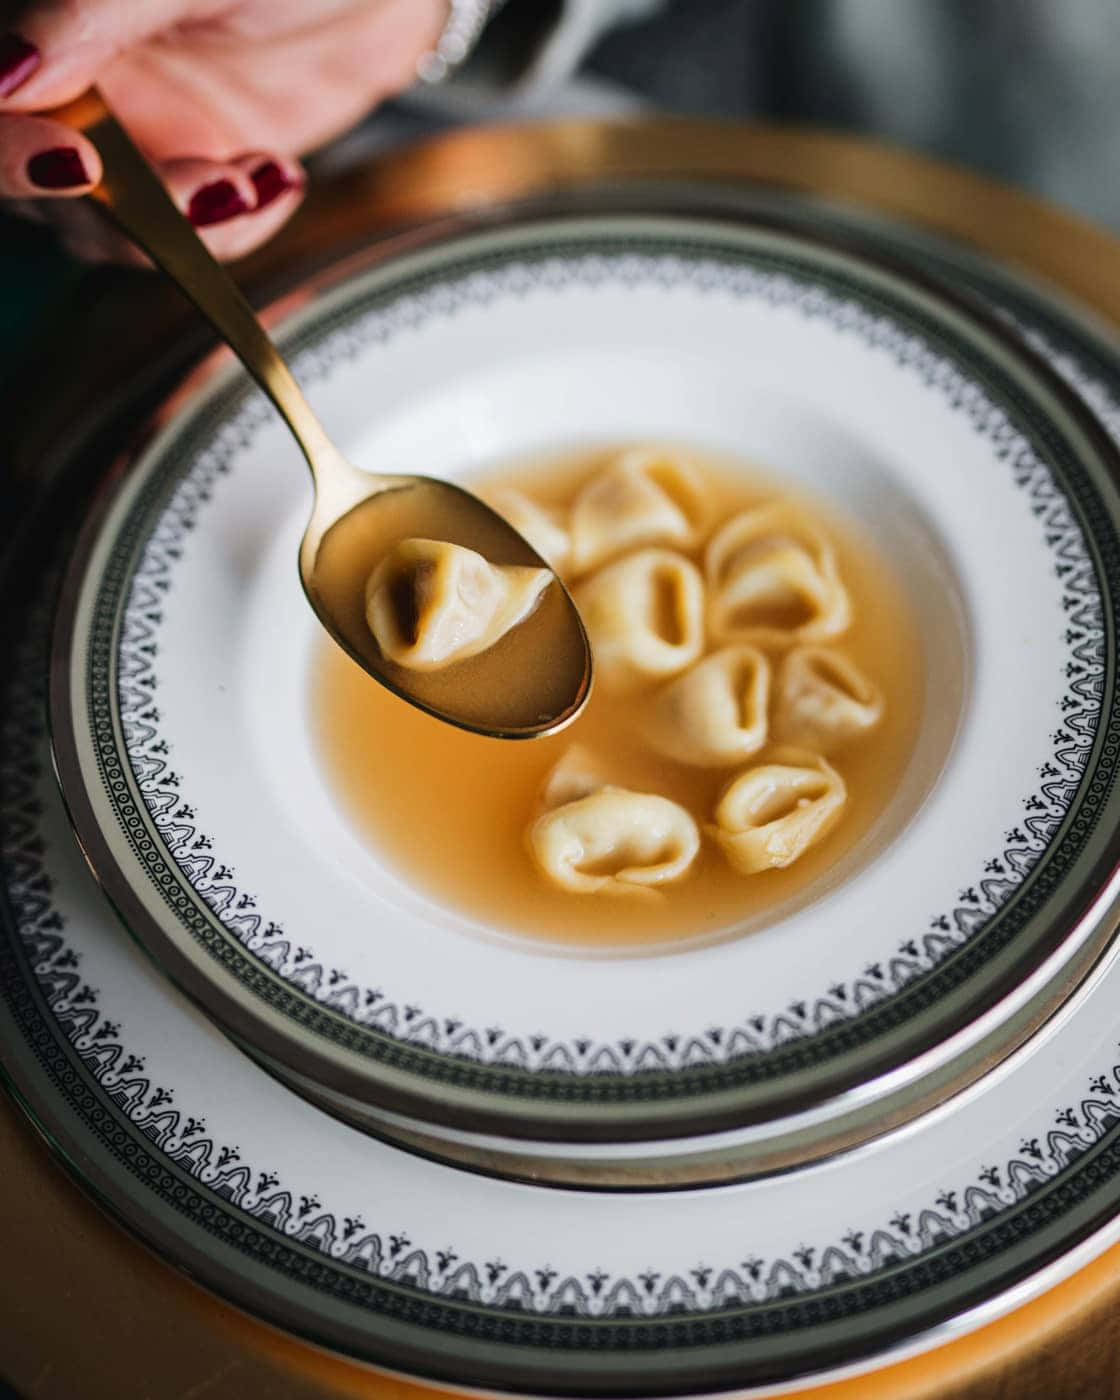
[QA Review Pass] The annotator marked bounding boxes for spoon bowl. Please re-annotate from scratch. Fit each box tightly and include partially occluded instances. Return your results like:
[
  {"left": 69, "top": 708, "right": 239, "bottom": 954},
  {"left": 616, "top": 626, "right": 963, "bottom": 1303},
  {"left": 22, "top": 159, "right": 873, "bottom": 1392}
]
[
  {"left": 56, "top": 91, "right": 591, "bottom": 738},
  {"left": 303, "top": 463, "right": 592, "bottom": 734}
]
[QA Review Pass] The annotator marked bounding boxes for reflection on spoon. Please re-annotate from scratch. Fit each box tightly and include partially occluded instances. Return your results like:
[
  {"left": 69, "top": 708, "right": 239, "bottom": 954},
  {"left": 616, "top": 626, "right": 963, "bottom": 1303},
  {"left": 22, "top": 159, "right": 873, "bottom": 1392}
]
[{"left": 55, "top": 88, "right": 592, "bottom": 739}]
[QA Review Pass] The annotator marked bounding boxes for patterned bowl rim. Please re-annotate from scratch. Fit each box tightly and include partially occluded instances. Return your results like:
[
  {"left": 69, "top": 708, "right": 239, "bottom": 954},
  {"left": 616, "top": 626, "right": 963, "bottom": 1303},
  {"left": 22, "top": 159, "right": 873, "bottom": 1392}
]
[
  {"left": 12, "top": 153, "right": 1120, "bottom": 1393},
  {"left": 47, "top": 203, "right": 1120, "bottom": 1149}
]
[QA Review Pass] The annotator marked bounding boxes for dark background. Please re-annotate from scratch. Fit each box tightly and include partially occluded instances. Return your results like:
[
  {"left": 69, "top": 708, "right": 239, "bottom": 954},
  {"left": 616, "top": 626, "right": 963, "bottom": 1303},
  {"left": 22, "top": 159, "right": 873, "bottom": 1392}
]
[{"left": 4, "top": 0, "right": 1120, "bottom": 390}]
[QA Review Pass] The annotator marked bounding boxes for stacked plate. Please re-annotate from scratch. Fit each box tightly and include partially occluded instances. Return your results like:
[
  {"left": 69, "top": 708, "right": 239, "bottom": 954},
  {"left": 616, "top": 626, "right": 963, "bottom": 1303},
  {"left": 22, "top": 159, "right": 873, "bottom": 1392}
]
[{"left": 7, "top": 186, "right": 1120, "bottom": 1395}]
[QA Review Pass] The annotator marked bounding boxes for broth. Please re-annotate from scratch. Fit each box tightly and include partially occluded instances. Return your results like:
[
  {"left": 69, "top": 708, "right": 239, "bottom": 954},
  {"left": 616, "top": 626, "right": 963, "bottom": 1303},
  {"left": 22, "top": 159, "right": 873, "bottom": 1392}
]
[
  {"left": 310, "top": 480, "right": 588, "bottom": 734},
  {"left": 313, "top": 447, "right": 925, "bottom": 948}
]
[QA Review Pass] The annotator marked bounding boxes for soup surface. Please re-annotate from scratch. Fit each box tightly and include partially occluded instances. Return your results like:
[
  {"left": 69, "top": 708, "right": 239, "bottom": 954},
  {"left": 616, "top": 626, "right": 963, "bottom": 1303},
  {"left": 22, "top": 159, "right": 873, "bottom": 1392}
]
[{"left": 313, "top": 446, "right": 925, "bottom": 948}]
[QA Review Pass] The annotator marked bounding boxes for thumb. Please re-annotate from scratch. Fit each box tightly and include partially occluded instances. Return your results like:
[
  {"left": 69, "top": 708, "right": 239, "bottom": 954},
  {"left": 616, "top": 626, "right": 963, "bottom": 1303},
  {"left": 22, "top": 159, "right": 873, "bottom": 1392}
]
[{"left": 0, "top": 1, "right": 196, "bottom": 108}]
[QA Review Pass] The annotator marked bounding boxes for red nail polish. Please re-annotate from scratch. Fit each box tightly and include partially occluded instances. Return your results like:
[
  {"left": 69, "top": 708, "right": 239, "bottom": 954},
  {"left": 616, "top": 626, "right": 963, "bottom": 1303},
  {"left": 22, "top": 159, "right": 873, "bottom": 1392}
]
[
  {"left": 0, "top": 32, "right": 40, "bottom": 97},
  {"left": 27, "top": 146, "right": 89, "bottom": 189},
  {"left": 250, "top": 160, "right": 301, "bottom": 209},
  {"left": 188, "top": 179, "right": 249, "bottom": 227}
]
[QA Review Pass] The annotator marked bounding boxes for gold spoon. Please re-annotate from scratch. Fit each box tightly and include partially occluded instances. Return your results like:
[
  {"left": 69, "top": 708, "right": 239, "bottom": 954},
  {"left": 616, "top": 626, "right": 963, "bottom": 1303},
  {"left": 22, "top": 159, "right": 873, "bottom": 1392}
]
[{"left": 54, "top": 91, "right": 591, "bottom": 739}]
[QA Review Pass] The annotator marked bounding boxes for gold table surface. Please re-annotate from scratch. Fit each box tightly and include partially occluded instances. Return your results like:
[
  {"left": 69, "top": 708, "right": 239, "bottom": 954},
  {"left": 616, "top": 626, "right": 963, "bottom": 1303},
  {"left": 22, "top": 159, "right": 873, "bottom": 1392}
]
[{"left": 6, "top": 117, "right": 1120, "bottom": 1399}]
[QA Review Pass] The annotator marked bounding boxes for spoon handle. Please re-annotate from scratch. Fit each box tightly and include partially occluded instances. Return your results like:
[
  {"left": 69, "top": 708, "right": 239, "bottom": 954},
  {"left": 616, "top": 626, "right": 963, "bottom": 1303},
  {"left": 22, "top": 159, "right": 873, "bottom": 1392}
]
[{"left": 50, "top": 90, "right": 348, "bottom": 484}]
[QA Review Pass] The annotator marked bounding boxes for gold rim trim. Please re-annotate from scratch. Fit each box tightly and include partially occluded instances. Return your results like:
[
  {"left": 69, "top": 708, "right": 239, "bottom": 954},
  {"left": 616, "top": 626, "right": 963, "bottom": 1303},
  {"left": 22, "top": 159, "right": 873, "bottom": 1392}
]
[{"left": 305, "top": 117, "right": 1120, "bottom": 332}]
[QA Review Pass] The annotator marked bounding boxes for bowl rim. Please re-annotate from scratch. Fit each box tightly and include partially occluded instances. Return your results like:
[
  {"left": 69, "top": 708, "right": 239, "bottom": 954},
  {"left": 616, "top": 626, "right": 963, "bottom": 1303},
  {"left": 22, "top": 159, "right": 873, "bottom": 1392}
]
[{"left": 48, "top": 197, "right": 1120, "bottom": 1150}]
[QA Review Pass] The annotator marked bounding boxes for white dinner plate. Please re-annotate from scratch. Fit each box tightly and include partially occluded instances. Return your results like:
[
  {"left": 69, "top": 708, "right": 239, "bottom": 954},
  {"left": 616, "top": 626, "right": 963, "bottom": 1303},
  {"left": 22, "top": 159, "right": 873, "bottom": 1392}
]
[
  {"left": 47, "top": 211, "right": 1120, "bottom": 1176},
  {"left": 5, "top": 186, "right": 1120, "bottom": 1395}
]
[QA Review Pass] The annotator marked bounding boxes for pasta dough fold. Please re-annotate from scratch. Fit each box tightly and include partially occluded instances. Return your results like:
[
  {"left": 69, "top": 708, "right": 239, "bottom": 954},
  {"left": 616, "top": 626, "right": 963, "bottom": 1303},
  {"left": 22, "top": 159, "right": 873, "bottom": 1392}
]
[
  {"left": 570, "top": 448, "right": 707, "bottom": 574},
  {"left": 529, "top": 783, "right": 700, "bottom": 895},
  {"left": 705, "top": 502, "right": 850, "bottom": 647},
  {"left": 776, "top": 647, "right": 883, "bottom": 750},
  {"left": 643, "top": 646, "right": 771, "bottom": 766},
  {"left": 365, "top": 538, "right": 549, "bottom": 670},
  {"left": 538, "top": 743, "right": 620, "bottom": 808},
  {"left": 574, "top": 548, "right": 705, "bottom": 692},
  {"left": 710, "top": 749, "right": 846, "bottom": 874}
]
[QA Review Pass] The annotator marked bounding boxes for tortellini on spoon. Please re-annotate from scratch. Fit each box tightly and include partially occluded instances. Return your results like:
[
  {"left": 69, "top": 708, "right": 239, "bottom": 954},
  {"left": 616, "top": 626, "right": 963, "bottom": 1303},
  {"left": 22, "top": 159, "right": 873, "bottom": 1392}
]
[
  {"left": 710, "top": 749, "right": 846, "bottom": 875},
  {"left": 776, "top": 646, "right": 883, "bottom": 750},
  {"left": 569, "top": 448, "right": 708, "bottom": 574},
  {"left": 573, "top": 547, "right": 705, "bottom": 692},
  {"left": 529, "top": 754, "right": 700, "bottom": 896},
  {"left": 642, "top": 646, "right": 771, "bottom": 766},
  {"left": 365, "top": 538, "right": 550, "bottom": 671},
  {"left": 705, "top": 502, "right": 851, "bottom": 648}
]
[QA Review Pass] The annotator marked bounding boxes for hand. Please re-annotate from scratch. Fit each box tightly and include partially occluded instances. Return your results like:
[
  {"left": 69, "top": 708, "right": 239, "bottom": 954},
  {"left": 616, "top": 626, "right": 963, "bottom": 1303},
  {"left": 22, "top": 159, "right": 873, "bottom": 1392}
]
[{"left": 0, "top": 0, "right": 447, "bottom": 261}]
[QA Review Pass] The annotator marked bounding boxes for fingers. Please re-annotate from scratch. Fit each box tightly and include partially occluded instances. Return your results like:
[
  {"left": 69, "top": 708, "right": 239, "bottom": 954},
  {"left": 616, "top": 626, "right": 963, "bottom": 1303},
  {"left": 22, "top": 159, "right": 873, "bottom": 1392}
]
[
  {"left": 161, "top": 151, "right": 306, "bottom": 260},
  {"left": 231, "top": 151, "right": 306, "bottom": 214},
  {"left": 21, "top": 148, "right": 306, "bottom": 263},
  {"left": 0, "top": 2, "right": 190, "bottom": 109},
  {"left": 0, "top": 4, "right": 308, "bottom": 264},
  {"left": 0, "top": 111, "right": 100, "bottom": 196},
  {"left": 0, "top": 105, "right": 305, "bottom": 260}
]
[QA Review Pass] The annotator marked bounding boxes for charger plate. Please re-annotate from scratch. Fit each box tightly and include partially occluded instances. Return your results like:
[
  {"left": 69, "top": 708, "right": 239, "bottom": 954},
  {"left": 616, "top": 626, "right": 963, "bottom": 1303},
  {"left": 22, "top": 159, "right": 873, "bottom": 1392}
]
[
  {"left": 1, "top": 164, "right": 1120, "bottom": 1394},
  {"left": 47, "top": 208, "right": 1120, "bottom": 1172}
]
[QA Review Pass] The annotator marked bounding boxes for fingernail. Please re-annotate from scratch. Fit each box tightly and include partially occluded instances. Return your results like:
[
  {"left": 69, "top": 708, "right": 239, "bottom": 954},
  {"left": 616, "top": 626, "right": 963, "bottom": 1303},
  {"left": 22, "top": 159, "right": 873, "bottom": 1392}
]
[
  {"left": 0, "top": 32, "right": 41, "bottom": 97},
  {"left": 27, "top": 146, "right": 90, "bottom": 189},
  {"left": 250, "top": 161, "right": 301, "bottom": 209},
  {"left": 188, "top": 179, "right": 250, "bottom": 227}
]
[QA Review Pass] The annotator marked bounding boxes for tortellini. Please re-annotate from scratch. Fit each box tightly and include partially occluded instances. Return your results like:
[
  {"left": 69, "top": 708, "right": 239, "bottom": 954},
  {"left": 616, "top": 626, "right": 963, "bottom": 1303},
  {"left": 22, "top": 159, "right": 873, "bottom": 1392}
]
[
  {"left": 642, "top": 646, "right": 771, "bottom": 767},
  {"left": 365, "top": 537, "right": 549, "bottom": 671},
  {"left": 776, "top": 647, "right": 883, "bottom": 750},
  {"left": 538, "top": 743, "right": 618, "bottom": 808},
  {"left": 529, "top": 783, "right": 701, "bottom": 895},
  {"left": 458, "top": 449, "right": 895, "bottom": 904},
  {"left": 487, "top": 488, "right": 571, "bottom": 574},
  {"left": 710, "top": 750, "right": 847, "bottom": 875},
  {"left": 569, "top": 448, "right": 708, "bottom": 574},
  {"left": 573, "top": 548, "right": 705, "bottom": 692},
  {"left": 705, "top": 502, "right": 850, "bottom": 647}
]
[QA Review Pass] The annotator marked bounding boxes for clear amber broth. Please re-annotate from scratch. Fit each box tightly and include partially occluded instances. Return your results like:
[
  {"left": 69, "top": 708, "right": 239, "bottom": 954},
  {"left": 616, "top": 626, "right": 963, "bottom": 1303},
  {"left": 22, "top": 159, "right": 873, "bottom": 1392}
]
[{"left": 313, "top": 448, "right": 925, "bottom": 948}]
